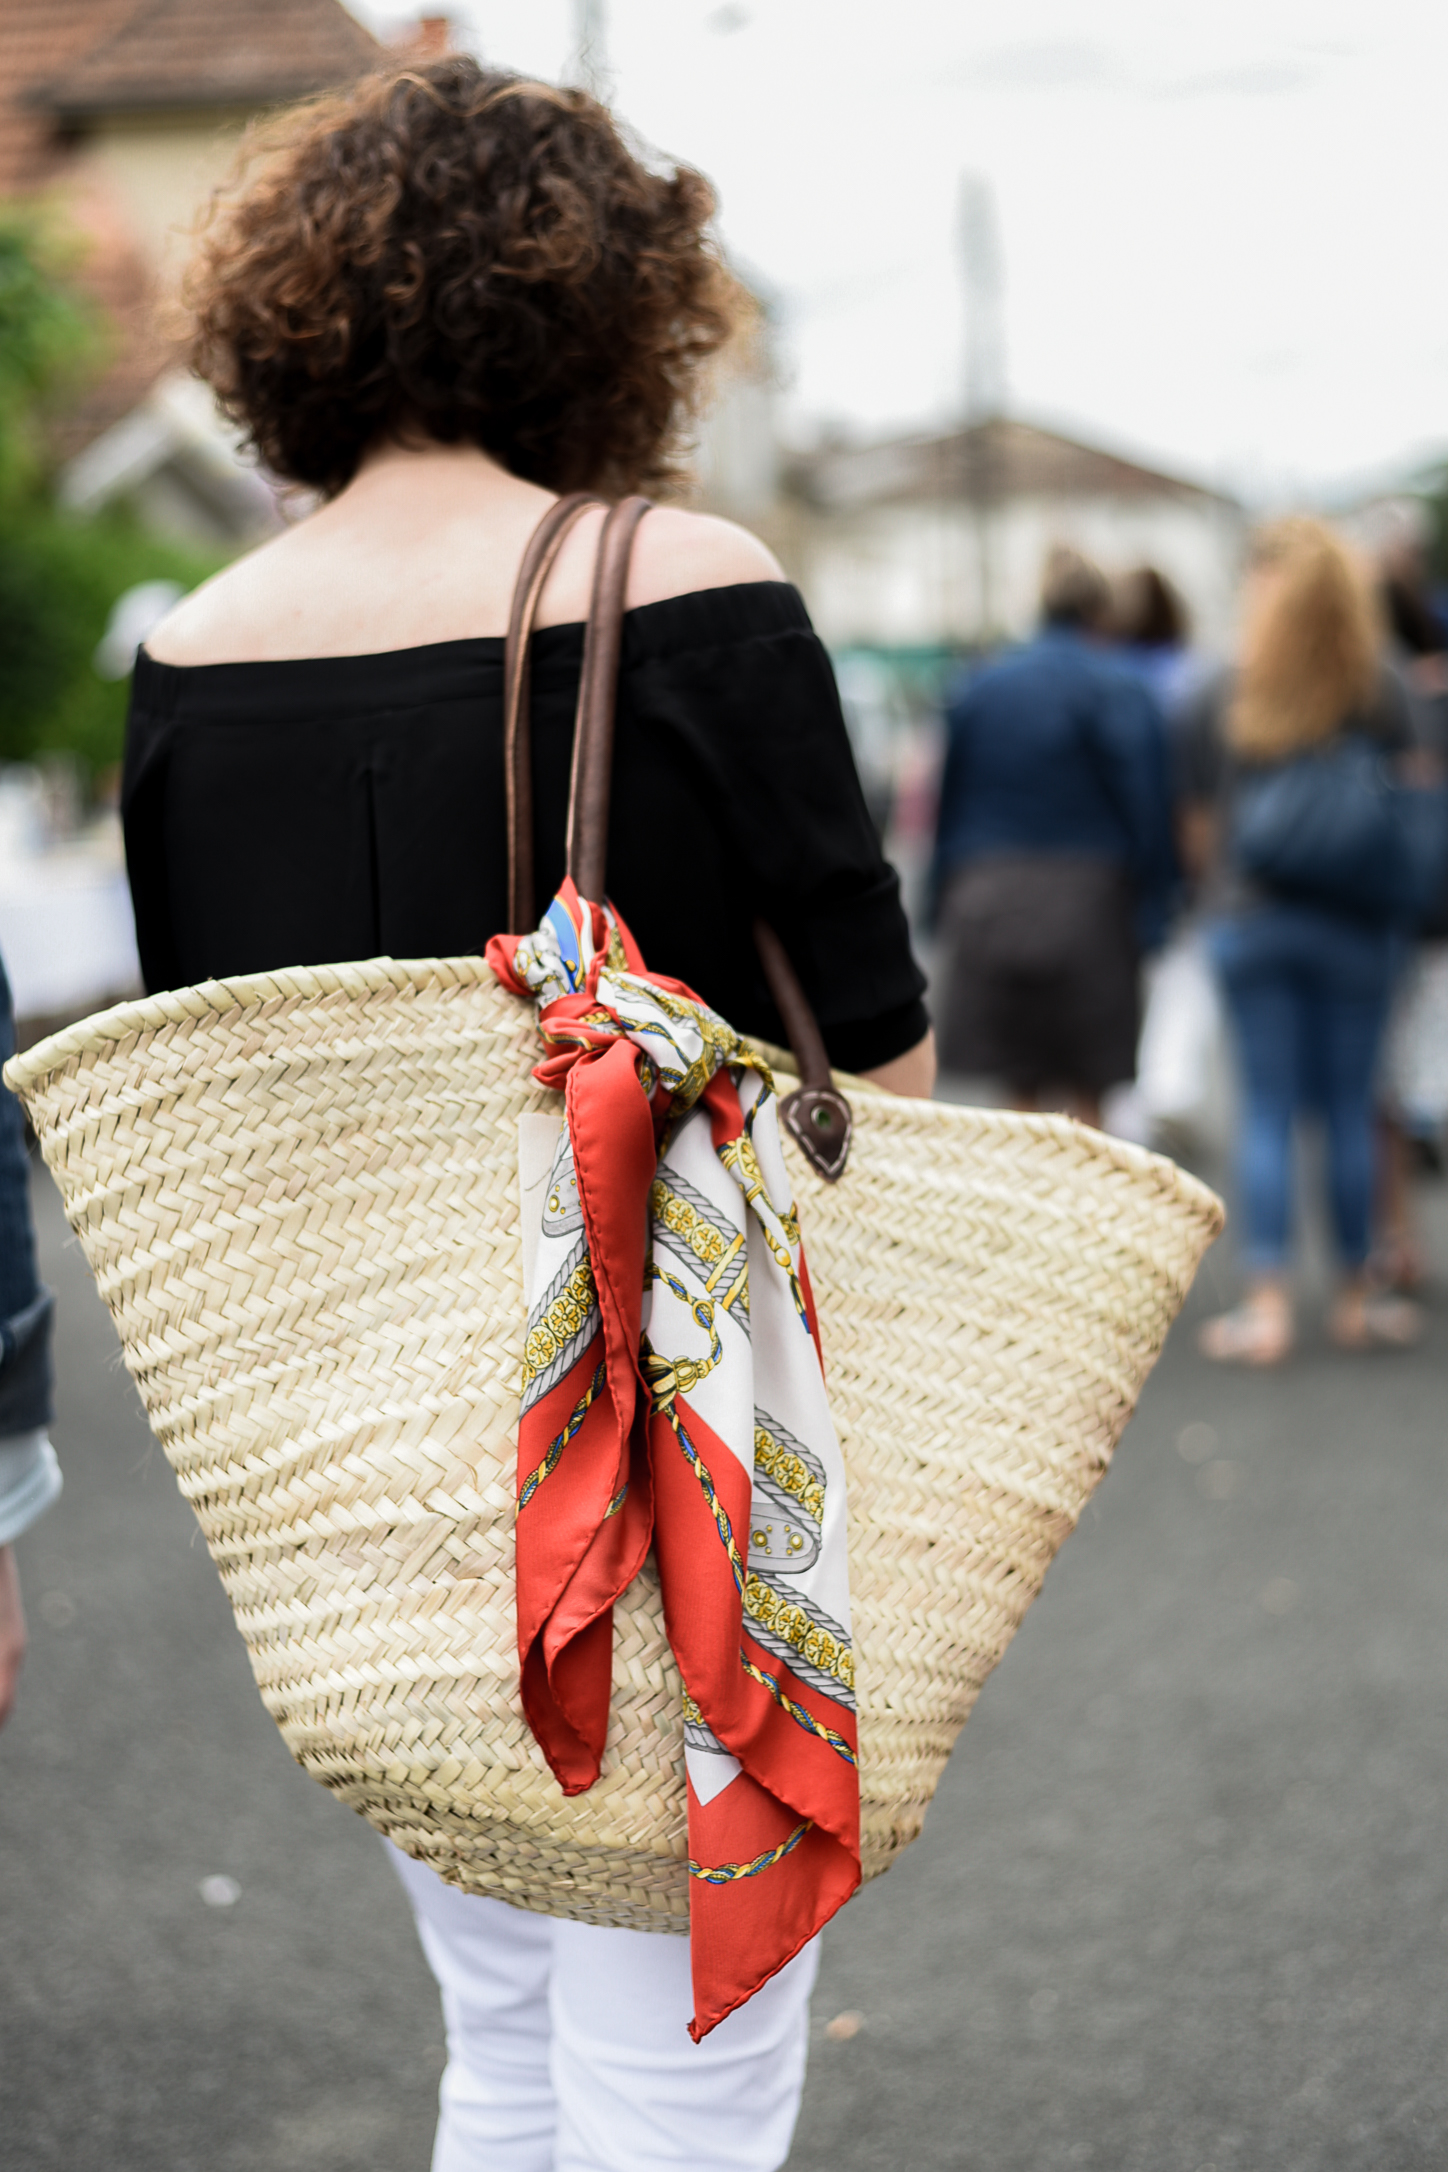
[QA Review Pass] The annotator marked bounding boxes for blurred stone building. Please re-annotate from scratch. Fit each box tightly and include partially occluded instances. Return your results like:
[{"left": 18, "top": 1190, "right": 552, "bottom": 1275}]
[
  {"left": 769, "top": 416, "right": 1246, "bottom": 657},
  {"left": 694, "top": 361, "right": 1249, "bottom": 891}
]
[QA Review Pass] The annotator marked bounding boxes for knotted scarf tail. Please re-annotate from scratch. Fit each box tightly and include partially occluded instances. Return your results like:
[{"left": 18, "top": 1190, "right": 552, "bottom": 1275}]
[
  {"left": 686, "top": 1786, "right": 861, "bottom": 2039},
  {"left": 511, "top": 1034, "right": 657, "bottom": 1796},
  {"left": 649, "top": 1383, "right": 861, "bottom": 2036}
]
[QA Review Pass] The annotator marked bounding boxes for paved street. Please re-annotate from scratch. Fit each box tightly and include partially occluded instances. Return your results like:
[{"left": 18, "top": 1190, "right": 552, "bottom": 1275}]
[{"left": 3, "top": 1145, "right": 1447, "bottom": 2171}]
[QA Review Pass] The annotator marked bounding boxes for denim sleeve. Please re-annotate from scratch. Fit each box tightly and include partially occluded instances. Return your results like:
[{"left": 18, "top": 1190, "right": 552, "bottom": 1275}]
[
  {"left": 0, "top": 952, "right": 56, "bottom": 1442},
  {"left": 1092, "top": 678, "right": 1180, "bottom": 951}
]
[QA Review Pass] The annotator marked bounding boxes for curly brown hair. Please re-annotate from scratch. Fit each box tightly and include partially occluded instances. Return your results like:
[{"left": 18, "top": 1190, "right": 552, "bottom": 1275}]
[{"left": 187, "top": 58, "right": 743, "bottom": 499}]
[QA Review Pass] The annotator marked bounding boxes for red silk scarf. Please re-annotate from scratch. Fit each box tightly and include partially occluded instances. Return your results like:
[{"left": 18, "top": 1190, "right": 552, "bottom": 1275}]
[{"left": 486, "top": 881, "right": 860, "bottom": 2039}]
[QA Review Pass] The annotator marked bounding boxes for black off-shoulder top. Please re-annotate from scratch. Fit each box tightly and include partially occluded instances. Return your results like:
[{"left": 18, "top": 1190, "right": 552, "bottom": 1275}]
[{"left": 121, "top": 580, "right": 928, "bottom": 1073}]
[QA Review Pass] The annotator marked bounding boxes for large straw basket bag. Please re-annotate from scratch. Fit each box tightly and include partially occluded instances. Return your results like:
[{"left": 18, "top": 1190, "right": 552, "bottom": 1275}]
[{"left": 5, "top": 500, "right": 1223, "bottom": 1931}]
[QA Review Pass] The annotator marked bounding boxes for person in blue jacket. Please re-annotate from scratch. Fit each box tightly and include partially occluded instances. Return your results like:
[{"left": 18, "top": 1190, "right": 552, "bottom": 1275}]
[
  {"left": 932, "top": 545, "right": 1176, "bottom": 1128},
  {"left": 0, "top": 949, "right": 61, "bottom": 1728}
]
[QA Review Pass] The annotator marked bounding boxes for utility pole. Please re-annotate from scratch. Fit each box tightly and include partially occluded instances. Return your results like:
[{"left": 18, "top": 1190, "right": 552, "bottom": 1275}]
[
  {"left": 958, "top": 173, "right": 1005, "bottom": 424},
  {"left": 957, "top": 173, "right": 1006, "bottom": 639},
  {"left": 572, "top": 0, "right": 608, "bottom": 96}
]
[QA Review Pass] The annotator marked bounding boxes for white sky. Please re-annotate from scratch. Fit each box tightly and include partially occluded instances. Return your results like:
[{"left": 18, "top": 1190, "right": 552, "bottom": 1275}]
[{"left": 351, "top": 1, "right": 1448, "bottom": 503}]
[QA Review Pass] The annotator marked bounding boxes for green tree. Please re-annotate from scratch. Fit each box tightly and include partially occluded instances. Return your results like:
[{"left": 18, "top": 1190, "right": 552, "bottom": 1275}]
[
  {"left": 0, "top": 215, "right": 222, "bottom": 779},
  {"left": 0, "top": 217, "right": 92, "bottom": 496}
]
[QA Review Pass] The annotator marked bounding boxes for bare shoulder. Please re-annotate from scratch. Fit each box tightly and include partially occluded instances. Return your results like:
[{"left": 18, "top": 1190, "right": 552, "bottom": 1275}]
[
  {"left": 536, "top": 503, "right": 785, "bottom": 627},
  {"left": 144, "top": 527, "right": 308, "bottom": 665},
  {"left": 625, "top": 507, "right": 785, "bottom": 609},
  {"left": 145, "top": 492, "right": 789, "bottom": 664}
]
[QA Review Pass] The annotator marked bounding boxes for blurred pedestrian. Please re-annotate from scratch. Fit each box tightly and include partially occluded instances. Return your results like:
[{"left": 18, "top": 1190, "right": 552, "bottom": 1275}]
[
  {"left": 1108, "top": 562, "right": 1198, "bottom": 715},
  {"left": 1178, "top": 517, "right": 1426, "bottom": 1362},
  {"left": 0, "top": 948, "right": 60, "bottom": 1728},
  {"left": 122, "top": 56, "right": 930, "bottom": 2172},
  {"left": 1370, "top": 511, "right": 1448, "bottom": 1288},
  {"left": 932, "top": 544, "right": 1176, "bottom": 1127}
]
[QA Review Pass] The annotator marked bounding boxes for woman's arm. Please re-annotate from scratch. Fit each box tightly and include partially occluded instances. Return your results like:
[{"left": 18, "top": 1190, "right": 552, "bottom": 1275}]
[
  {"left": 0, "top": 1544, "right": 24, "bottom": 1730},
  {"left": 1176, "top": 800, "right": 1219, "bottom": 886},
  {"left": 861, "top": 1030, "right": 936, "bottom": 1100}
]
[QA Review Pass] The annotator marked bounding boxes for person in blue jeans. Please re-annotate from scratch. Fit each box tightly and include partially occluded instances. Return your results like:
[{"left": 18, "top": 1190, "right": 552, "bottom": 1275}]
[
  {"left": 0, "top": 949, "right": 61, "bottom": 1726},
  {"left": 1212, "top": 905, "right": 1400, "bottom": 1297},
  {"left": 1175, "top": 516, "right": 1420, "bottom": 1363}
]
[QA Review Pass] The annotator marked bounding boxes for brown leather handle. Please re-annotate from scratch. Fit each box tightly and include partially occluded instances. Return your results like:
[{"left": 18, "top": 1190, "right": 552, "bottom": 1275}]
[
  {"left": 504, "top": 491, "right": 604, "bottom": 930},
  {"left": 751, "top": 919, "right": 829, "bottom": 1089},
  {"left": 565, "top": 495, "right": 654, "bottom": 901},
  {"left": 501, "top": 493, "right": 853, "bottom": 1180},
  {"left": 751, "top": 919, "right": 853, "bottom": 1181}
]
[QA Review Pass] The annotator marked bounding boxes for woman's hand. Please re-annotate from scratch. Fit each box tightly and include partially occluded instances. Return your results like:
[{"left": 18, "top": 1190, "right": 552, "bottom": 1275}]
[
  {"left": 861, "top": 1030, "right": 936, "bottom": 1101},
  {"left": 1175, "top": 800, "right": 1218, "bottom": 887},
  {"left": 0, "top": 1544, "right": 26, "bottom": 1731}
]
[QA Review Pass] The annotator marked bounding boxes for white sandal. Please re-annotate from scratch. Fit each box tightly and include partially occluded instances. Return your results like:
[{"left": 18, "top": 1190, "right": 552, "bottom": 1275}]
[
  {"left": 1198, "top": 1303, "right": 1294, "bottom": 1367},
  {"left": 1330, "top": 1294, "right": 1421, "bottom": 1351}
]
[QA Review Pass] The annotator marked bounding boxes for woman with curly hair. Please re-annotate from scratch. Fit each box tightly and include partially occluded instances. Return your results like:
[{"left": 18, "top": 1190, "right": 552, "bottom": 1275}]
[{"left": 124, "top": 55, "right": 930, "bottom": 2172}]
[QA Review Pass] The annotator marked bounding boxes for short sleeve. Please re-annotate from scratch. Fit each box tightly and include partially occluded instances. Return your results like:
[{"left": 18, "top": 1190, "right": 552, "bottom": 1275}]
[{"left": 610, "top": 586, "right": 928, "bottom": 1073}]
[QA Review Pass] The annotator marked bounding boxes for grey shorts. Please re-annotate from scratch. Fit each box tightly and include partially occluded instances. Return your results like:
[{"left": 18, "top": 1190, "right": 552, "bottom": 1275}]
[{"left": 936, "top": 854, "right": 1140, "bottom": 1093}]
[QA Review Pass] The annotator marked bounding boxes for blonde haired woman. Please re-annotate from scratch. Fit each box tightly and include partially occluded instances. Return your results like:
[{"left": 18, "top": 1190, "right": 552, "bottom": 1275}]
[{"left": 1176, "top": 517, "right": 1418, "bottom": 1363}]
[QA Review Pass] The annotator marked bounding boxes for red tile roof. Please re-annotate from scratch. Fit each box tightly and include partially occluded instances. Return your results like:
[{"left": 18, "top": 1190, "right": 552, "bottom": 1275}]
[
  {"left": 0, "top": 1, "right": 137, "bottom": 194},
  {"left": 393, "top": 15, "right": 454, "bottom": 62},
  {"left": 39, "top": 0, "right": 383, "bottom": 119},
  {"left": 0, "top": 0, "right": 382, "bottom": 194}
]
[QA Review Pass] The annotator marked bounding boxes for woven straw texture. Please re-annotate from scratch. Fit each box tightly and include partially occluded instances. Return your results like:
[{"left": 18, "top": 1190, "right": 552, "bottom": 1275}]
[{"left": 7, "top": 959, "right": 1222, "bottom": 1930}]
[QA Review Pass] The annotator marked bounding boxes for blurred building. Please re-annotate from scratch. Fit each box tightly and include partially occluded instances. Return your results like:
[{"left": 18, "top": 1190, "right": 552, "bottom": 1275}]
[
  {"left": 0, "top": 0, "right": 389, "bottom": 541},
  {"left": 773, "top": 416, "right": 1245, "bottom": 657},
  {"left": 694, "top": 376, "right": 1248, "bottom": 901}
]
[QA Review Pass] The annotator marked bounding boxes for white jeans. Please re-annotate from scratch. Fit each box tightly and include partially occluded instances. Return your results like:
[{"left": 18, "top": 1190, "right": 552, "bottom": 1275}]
[{"left": 389, "top": 1845, "right": 819, "bottom": 2172}]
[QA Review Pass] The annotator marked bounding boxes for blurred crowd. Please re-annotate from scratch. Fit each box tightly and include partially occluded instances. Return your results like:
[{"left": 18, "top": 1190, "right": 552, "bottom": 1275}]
[{"left": 928, "top": 513, "right": 1448, "bottom": 1365}]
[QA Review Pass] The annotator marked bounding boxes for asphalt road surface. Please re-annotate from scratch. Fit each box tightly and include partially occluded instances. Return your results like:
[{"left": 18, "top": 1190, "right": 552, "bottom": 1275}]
[{"left": 3, "top": 1146, "right": 1446, "bottom": 2172}]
